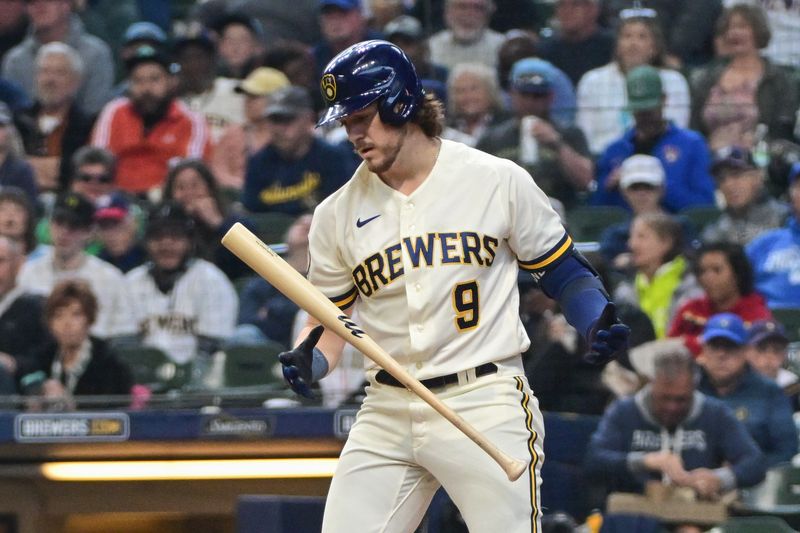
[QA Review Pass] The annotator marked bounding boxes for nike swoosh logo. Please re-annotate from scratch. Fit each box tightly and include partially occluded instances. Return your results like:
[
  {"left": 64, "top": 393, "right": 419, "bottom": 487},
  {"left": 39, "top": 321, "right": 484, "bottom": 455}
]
[{"left": 356, "top": 214, "right": 381, "bottom": 228}]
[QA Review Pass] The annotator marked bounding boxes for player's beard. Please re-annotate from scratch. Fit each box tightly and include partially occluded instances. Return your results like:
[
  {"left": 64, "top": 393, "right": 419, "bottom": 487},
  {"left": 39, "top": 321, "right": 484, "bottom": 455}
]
[{"left": 361, "top": 126, "right": 407, "bottom": 175}]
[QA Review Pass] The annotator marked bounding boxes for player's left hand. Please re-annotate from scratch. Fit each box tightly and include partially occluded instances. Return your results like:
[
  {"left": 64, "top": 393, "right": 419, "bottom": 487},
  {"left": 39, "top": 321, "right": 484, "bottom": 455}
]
[
  {"left": 278, "top": 325, "right": 324, "bottom": 398},
  {"left": 585, "top": 303, "right": 630, "bottom": 365}
]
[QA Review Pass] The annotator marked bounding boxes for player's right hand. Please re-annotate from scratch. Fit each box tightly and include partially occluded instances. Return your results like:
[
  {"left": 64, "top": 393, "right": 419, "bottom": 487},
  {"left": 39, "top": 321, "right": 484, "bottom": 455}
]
[{"left": 278, "top": 325, "right": 324, "bottom": 398}]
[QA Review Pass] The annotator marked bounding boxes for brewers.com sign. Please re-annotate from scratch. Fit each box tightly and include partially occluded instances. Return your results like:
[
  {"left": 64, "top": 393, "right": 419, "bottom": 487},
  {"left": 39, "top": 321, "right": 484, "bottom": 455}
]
[{"left": 14, "top": 413, "right": 130, "bottom": 443}]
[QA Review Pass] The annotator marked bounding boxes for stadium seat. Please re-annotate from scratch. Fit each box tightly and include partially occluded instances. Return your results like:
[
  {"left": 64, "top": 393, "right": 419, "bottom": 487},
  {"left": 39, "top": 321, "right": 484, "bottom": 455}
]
[
  {"left": 712, "top": 516, "right": 795, "bottom": 533},
  {"left": 734, "top": 464, "right": 800, "bottom": 528},
  {"left": 237, "top": 495, "right": 325, "bottom": 533},
  {"left": 220, "top": 187, "right": 242, "bottom": 208},
  {"left": 246, "top": 212, "right": 297, "bottom": 246},
  {"left": 566, "top": 205, "right": 630, "bottom": 242},
  {"left": 233, "top": 276, "right": 253, "bottom": 297},
  {"left": 599, "top": 514, "right": 661, "bottom": 533},
  {"left": 223, "top": 341, "right": 287, "bottom": 388},
  {"left": 678, "top": 205, "right": 722, "bottom": 234},
  {"left": 115, "top": 345, "right": 190, "bottom": 392},
  {"left": 773, "top": 308, "right": 800, "bottom": 343}
]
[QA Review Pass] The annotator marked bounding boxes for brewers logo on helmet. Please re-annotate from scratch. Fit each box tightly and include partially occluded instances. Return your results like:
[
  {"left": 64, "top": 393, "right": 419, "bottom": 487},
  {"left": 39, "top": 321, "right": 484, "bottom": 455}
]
[
  {"left": 321, "top": 73, "right": 337, "bottom": 102},
  {"left": 316, "top": 39, "right": 424, "bottom": 127}
]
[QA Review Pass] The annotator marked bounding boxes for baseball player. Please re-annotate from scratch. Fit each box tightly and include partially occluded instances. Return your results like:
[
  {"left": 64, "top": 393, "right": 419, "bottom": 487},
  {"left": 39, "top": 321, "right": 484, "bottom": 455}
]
[{"left": 278, "top": 40, "right": 630, "bottom": 533}]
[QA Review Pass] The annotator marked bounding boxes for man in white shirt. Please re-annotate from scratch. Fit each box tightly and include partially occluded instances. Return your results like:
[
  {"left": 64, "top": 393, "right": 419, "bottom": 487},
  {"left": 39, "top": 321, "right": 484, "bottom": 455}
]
[
  {"left": 18, "top": 192, "right": 136, "bottom": 340},
  {"left": 427, "top": 0, "right": 505, "bottom": 71}
]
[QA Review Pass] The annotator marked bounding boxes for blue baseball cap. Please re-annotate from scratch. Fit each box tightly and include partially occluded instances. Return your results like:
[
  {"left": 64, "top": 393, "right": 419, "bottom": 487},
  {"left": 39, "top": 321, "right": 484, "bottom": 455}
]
[
  {"left": 95, "top": 193, "right": 131, "bottom": 222},
  {"left": 124, "top": 22, "right": 168, "bottom": 46},
  {"left": 320, "top": 0, "right": 361, "bottom": 11},
  {"left": 124, "top": 44, "right": 174, "bottom": 74},
  {"left": 701, "top": 313, "right": 748, "bottom": 346},
  {"left": 510, "top": 58, "right": 553, "bottom": 95},
  {"left": 711, "top": 145, "right": 757, "bottom": 175},
  {"left": 748, "top": 319, "right": 789, "bottom": 346},
  {"left": 174, "top": 28, "right": 216, "bottom": 55}
]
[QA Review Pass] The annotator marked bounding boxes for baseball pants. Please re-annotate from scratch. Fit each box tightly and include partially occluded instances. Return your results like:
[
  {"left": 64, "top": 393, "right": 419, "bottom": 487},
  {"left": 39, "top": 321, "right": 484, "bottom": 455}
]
[{"left": 322, "top": 364, "right": 545, "bottom": 533}]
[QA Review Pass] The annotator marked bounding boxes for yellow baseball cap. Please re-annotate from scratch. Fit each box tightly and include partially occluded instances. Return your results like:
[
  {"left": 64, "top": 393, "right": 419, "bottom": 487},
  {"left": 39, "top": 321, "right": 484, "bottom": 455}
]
[{"left": 235, "top": 68, "right": 291, "bottom": 97}]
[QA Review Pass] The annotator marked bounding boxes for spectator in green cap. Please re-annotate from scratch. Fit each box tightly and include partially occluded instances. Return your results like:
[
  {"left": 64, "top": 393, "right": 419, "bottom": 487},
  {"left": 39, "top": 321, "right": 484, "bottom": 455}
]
[{"left": 592, "top": 65, "right": 716, "bottom": 213}]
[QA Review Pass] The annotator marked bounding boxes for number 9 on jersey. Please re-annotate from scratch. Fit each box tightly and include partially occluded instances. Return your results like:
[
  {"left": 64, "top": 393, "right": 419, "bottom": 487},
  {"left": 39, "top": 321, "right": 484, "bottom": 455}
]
[{"left": 452, "top": 280, "right": 480, "bottom": 331}]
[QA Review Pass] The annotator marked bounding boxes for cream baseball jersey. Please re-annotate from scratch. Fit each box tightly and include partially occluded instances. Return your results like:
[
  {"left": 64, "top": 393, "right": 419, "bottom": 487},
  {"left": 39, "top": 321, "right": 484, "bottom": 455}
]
[
  {"left": 309, "top": 139, "right": 572, "bottom": 379},
  {"left": 126, "top": 259, "right": 238, "bottom": 364}
]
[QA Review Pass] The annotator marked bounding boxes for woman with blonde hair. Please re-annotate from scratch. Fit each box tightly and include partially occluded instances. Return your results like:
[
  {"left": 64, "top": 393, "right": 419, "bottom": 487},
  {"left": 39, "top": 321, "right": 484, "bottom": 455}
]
[{"left": 614, "top": 212, "right": 700, "bottom": 338}]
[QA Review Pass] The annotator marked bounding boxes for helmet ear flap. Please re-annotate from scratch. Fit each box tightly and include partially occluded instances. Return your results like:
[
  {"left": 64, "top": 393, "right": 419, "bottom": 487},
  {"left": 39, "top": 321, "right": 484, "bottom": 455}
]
[{"left": 378, "top": 84, "right": 422, "bottom": 125}]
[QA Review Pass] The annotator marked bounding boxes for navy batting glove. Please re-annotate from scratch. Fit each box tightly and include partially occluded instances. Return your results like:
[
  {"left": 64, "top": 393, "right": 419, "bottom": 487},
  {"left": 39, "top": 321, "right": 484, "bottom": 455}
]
[
  {"left": 278, "top": 325, "right": 325, "bottom": 398},
  {"left": 585, "top": 303, "right": 630, "bottom": 365}
]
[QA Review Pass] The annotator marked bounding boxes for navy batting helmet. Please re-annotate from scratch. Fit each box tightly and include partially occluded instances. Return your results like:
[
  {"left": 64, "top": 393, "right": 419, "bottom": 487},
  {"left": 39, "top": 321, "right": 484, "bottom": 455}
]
[{"left": 317, "top": 40, "right": 424, "bottom": 127}]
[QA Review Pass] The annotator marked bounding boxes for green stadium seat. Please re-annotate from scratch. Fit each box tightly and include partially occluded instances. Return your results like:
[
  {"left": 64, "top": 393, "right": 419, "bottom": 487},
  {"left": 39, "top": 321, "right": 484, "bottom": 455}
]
[
  {"left": 678, "top": 205, "right": 722, "bottom": 234},
  {"left": 566, "top": 205, "right": 630, "bottom": 242},
  {"left": 223, "top": 341, "right": 288, "bottom": 389},
  {"left": 246, "top": 212, "right": 297, "bottom": 246},
  {"left": 115, "top": 345, "right": 190, "bottom": 392},
  {"left": 773, "top": 308, "right": 800, "bottom": 343},
  {"left": 734, "top": 464, "right": 800, "bottom": 529},
  {"left": 220, "top": 187, "right": 242, "bottom": 208},
  {"left": 713, "top": 516, "right": 795, "bottom": 533}
]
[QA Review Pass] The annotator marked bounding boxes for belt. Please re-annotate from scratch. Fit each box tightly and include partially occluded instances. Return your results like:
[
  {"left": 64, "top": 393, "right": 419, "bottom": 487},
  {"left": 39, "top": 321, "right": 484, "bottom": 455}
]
[{"left": 375, "top": 363, "right": 498, "bottom": 389}]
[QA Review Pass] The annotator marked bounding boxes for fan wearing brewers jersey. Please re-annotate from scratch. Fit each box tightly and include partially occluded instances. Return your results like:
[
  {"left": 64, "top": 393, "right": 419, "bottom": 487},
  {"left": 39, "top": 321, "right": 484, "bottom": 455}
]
[
  {"left": 126, "top": 202, "right": 237, "bottom": 388},
  {"left": 277, "top": 40, "right": 630, "bottom": 533}
]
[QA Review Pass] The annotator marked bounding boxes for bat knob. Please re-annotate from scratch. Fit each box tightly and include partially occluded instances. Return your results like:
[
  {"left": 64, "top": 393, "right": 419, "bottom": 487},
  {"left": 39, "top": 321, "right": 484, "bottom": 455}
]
[{"left": 506, "top": 458, "right": 528, "bottom": 482}]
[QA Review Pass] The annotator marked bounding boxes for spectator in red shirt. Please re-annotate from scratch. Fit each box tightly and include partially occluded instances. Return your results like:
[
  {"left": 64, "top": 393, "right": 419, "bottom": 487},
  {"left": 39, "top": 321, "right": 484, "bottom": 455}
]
[
  {"left": 91, "top": 45, "right": 211, "bottom": 197},
  {"left": 668, "top": 241, "right": 772, "bottom": 356}
]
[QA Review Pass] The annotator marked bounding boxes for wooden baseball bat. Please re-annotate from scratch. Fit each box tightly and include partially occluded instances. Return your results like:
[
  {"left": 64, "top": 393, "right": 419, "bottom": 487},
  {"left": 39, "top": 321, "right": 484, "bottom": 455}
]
[{"left": 222, "top": 223, "right": 527, "bottom": 482}]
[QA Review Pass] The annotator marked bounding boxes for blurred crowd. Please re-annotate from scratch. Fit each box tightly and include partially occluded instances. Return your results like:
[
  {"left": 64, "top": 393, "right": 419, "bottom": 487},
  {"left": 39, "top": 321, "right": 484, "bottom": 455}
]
[{"left": 1, "top": 0, "right": 800, "bottom": 528}]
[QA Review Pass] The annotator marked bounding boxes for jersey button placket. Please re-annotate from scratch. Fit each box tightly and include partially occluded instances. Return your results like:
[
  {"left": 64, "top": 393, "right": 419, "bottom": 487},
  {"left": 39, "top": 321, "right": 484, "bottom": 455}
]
[
  {"left": 400, "top": 198, "right": 425, "bottom": 353},
  {"left": 405, "top": 202, "right": 415, "bottom": 231}
]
